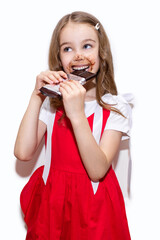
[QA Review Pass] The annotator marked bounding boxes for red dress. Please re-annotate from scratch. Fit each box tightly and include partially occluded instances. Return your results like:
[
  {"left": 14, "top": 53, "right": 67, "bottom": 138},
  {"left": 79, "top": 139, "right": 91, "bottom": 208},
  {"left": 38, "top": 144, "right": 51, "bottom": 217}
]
[{"left": 20, "top": 97, "right": 131, "bottom": 240}]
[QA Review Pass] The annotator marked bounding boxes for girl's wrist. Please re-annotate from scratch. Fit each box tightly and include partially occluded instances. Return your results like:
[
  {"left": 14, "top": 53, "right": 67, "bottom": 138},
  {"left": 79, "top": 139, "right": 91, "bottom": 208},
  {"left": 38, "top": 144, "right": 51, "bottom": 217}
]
[
  {"left": 31, "top": 89, "right": 46, "bottom": 106},
  {"left": 70, "top": 113, "right": 87, "bottom": 128}
]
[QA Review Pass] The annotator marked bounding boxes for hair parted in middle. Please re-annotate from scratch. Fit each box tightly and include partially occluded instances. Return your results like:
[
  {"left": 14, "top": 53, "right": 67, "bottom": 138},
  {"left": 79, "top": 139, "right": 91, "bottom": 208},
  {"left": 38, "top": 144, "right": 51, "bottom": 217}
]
[{"left": 48, "top": 11, "right": 120, "bottom": 114}]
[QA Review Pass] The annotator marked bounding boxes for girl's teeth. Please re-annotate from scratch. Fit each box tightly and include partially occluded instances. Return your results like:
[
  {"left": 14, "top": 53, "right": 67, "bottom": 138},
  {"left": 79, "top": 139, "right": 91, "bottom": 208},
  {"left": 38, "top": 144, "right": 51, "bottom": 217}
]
[{"left": 73, "top": 66, "right": 89, "bottom": 70}]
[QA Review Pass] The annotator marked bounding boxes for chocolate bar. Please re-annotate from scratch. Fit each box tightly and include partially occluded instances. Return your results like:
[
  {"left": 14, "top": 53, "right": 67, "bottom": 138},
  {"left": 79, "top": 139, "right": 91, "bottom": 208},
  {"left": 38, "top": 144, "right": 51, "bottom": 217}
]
[
  {"left": 67, "top": 70, "right": 97, "bottom": 85},
  {"left": 40, "top": 70, "right": 97, "bottom": 98}
]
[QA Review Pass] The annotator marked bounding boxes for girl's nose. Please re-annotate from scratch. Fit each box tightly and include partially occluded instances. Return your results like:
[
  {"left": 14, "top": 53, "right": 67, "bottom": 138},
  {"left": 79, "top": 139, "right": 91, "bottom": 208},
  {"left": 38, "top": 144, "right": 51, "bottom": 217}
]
[{"left": 73, "top": 52, "right": 84, "bottom": 61}]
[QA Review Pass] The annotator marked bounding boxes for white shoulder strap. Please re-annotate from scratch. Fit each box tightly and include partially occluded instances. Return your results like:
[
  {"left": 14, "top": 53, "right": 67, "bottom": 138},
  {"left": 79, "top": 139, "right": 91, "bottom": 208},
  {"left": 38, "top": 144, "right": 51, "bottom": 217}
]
[
  {"left": 42, "top": 112, "right": 55, "bottom": 184},
  {"left": 91, "top": 104, "right": 103, "bottom": 194}
]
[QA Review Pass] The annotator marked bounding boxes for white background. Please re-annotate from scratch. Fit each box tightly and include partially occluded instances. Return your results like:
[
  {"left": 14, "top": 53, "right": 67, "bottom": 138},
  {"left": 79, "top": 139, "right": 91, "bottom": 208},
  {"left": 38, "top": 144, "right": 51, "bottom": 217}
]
[{"left": 0, "top": 0, "right": 160, "bottom": 239}]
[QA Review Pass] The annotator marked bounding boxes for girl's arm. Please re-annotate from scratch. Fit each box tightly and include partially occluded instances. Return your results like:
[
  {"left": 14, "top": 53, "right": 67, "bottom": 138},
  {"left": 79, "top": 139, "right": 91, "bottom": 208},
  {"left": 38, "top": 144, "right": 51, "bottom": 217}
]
[
  {"left": 14, "top": 70, "right": 67, "bottom": 161},
  {"left": 60, "top": 80, "right": 122, "bottom": 182},
  {"left": 14, "top": 92, "right": 47, "bottom": 161},
  {"left": 70, "top": 117, "right": 122, "bottom": 182}
]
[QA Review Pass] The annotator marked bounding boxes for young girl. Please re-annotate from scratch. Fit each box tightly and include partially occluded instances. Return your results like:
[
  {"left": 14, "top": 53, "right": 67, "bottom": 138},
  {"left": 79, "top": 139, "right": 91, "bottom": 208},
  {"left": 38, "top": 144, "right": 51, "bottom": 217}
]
[{"left": 14, "top": 11, "right": 132, "bottom": 240}]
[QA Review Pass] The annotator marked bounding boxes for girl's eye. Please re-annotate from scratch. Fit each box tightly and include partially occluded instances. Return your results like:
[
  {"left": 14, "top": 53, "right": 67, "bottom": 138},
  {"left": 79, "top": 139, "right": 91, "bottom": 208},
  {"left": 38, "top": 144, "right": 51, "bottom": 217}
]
[
  {"left": 64, "top": 47, "right": 72, "bottom": 52},
  {"left": 83, "top": 44, "right": 92, "bottom": 49}
]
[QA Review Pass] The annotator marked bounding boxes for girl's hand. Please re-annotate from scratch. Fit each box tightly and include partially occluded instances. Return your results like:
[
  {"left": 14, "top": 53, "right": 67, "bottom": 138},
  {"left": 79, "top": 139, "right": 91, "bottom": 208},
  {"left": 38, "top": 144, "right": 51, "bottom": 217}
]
[
  {"left": 59, "top": 80, "right": 86, "bottom": 121},
  {"left": 34, "top": 70, "right": 68, "bottom": 95}
]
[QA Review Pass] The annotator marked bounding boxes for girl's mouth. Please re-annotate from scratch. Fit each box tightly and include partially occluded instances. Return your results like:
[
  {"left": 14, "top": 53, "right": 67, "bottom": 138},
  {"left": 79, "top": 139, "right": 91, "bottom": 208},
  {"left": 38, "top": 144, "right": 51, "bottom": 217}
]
[
  {"left": 67, "top": 56, "right": 95, "bottom": 73},
  {"left": 72, "top": 65, "right": 90, "bottom": 72}
]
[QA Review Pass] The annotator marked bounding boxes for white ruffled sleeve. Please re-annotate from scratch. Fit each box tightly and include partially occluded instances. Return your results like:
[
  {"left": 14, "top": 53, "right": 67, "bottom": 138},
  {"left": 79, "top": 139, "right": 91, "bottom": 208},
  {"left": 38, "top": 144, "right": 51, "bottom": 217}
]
[
  {"left": 103, "top": 93, "right": 133, "bottom": 140},
  {"left": 39, "top": 97, "right": 51, "bottom": 125}
]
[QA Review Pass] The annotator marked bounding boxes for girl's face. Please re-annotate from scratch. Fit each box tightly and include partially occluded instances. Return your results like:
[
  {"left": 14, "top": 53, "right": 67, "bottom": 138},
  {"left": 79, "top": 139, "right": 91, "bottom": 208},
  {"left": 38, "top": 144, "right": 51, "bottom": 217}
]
[{"left": 59, "top": 22, "right": 100, "bottom": 74}]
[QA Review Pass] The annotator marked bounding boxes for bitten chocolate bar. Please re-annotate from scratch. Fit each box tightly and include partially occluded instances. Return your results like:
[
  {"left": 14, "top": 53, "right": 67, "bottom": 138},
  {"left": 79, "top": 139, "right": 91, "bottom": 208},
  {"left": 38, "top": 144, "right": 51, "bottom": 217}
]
[{"left": 40, "top": 70, "right": 97, "bottom": 98}]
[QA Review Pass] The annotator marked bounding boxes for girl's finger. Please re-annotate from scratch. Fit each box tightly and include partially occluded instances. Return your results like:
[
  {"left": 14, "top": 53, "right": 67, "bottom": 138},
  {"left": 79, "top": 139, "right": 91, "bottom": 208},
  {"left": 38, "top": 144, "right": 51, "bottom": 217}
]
[
  {"left": 57, "top": 71, "right": 68, "bottom": 80},
  {"left": 70, "top": 80, "right": 83, "bottom": 89},
  {"left": 40, "top": 75, "right": 55, "bottom": 84},
  {"left": 51, "top": 71, "right": 67, "bottom": 82},
  {"left": 39, "top": 70, "right": 67, "bottom": 84},
  {"left": 61, "top": 80, "right": 82, "bottom": 93},
  {"left": 63, "top": 80, "right": 81, "bottom": 90},
  {"left": 60, "top": 81, "right": 73, "bottom": 94},
  {"left": 66, "top": 80, "right": 86, "bottom": 95}
]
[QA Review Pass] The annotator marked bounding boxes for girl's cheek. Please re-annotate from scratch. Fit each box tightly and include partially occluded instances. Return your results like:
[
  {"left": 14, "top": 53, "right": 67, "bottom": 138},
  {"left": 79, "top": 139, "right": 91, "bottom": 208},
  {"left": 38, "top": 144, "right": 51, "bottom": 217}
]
[
  {"left": 60, "top": 57, "right": 72, "bottom": 73},
  {"left": 86, "top": 56, "right": 95, "bottom": 65},
  {"left": 66, "top": 65, "right": 72, "bottom": 73},
  {"left": 86, "top": 56, "right": 96, "bottom": 71}
]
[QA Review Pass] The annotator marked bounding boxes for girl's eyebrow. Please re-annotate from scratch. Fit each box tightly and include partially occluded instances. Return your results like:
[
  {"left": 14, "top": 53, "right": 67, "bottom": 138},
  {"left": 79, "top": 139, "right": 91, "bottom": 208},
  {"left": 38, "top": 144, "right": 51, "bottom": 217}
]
[
  {"left": 60, "top": 39, "right": 96, "bottom": 48},
  {"left": 60, "top": 42, "right": 72, "bottom": 48},
  {"left": 82, "top": 38, "right": 96, "bottom": 43}
]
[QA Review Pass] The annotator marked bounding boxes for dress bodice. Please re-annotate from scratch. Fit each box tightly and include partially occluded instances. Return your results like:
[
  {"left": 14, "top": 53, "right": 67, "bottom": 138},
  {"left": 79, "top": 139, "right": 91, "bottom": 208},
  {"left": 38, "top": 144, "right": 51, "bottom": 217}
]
[{"left": 50, "top": 108, "right": 110, "bottom": 175}]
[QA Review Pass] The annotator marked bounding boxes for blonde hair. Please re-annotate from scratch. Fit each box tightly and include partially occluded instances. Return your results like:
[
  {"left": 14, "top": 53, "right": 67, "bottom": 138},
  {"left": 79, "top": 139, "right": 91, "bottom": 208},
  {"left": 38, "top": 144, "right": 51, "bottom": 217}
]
[{"left": 48, "top": 11, "right": 121, "bottom": 114}]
